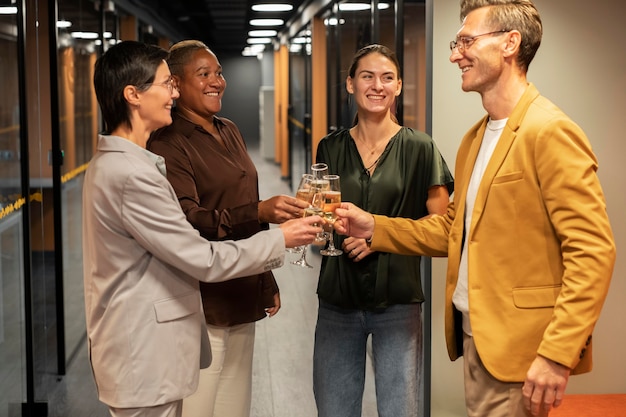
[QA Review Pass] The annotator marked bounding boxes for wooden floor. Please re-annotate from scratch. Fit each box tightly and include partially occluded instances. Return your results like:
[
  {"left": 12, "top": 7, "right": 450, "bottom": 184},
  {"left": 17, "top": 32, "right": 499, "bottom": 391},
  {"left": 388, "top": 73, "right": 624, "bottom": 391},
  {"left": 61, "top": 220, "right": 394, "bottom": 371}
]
[{"left": 45, "top": 145, "right": 379, "bottom": 417}]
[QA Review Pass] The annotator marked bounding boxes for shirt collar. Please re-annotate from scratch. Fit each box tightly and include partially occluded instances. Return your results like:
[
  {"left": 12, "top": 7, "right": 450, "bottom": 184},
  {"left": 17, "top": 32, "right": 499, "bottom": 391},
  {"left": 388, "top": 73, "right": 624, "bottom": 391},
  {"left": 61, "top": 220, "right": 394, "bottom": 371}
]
[
  {"left": 142, "top": 147, "right": 167, "bottom": 177},
  {"left": 172, "top": 108, "right": 225, "bottom": 138},
  {"left": 98, "top": 134, "right": 167, "bottom": 177}
]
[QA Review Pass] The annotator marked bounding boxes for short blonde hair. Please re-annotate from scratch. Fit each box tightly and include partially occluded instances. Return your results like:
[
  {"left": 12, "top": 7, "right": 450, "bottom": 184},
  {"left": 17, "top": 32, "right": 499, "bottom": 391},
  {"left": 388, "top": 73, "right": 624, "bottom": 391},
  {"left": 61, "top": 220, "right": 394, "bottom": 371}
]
[{"left": 167, "top": 39, "right": 212, "bottom": 77}]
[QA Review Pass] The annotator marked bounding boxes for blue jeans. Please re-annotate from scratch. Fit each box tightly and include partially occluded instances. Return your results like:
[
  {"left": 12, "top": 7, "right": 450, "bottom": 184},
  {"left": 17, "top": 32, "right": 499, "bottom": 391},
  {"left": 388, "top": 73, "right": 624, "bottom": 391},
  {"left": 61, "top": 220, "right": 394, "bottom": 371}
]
[{"left": 313, "top": 300, "right": 423, "bottom": 417}]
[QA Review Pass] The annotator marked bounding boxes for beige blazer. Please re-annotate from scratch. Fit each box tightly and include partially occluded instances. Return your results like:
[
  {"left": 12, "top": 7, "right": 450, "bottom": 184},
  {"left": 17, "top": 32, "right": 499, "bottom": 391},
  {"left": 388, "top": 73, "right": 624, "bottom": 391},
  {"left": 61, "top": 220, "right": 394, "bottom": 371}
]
[
  {"left": 82, "top": 135, "right": 285, "bottom": 407},
  {"left": 369, "top": 84, "right": 615, "bottom": 382}
]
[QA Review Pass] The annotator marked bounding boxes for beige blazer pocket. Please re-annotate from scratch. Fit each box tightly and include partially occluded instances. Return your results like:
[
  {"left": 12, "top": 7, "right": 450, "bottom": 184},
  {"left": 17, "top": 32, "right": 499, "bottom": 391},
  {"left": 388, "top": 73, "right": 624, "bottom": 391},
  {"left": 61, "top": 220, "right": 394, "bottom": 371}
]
[
  {"left": 513, "top": 285, "right": 561, "bottom": 308},
  {"left": 154, "top": 292, "right": 201, "bottom": 322}
]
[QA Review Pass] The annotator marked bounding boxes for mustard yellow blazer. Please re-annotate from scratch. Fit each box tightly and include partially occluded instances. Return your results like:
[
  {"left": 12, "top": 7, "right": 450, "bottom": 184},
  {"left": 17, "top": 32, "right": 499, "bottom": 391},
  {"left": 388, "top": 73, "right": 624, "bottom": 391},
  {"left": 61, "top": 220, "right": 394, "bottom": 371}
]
[{"left": 369, "top": 84, "right": 615, "bottom": 382}]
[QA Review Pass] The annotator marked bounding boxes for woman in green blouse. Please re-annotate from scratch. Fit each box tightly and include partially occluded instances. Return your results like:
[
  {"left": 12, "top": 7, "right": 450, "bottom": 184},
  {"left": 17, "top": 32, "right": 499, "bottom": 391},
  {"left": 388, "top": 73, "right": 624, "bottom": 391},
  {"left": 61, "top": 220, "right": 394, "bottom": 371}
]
[{"left": 313, "top": 44, "right": 454, "bottom": 417}]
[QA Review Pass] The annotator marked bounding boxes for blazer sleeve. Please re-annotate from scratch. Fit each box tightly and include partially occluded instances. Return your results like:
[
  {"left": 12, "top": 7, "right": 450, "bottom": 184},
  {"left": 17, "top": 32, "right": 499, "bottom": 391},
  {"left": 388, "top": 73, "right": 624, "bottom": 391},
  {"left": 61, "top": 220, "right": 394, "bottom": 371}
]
[
  {"left": 120, "top": 166, "right": 285, "bottom": 282},
  {"left": 370, "top": 210, "right": 453, "bottom": 257},
  {"left": 532, "top": 114, "right": 615, "bottom": 368}
]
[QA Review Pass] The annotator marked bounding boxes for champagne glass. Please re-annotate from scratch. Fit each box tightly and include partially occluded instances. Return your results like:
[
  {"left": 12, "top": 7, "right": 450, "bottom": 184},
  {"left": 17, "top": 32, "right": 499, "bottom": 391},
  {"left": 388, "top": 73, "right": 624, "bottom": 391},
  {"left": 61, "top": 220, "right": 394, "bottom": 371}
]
[
  {"left": 310, "top": 163, "right": 330, "bottom": 209},
  {"left": 311, "top": 162, "right": 328, "bottom": 180},
  {"left": 291, "top": 191, "right": 324, "bottom": 268},
  {"left": 319, "top": 175, "right": 343, "bottom": 256},
  {"left": 311, "top": 191, "right": 329, "bottom": 246},
  {"left": 287, "top": 174, "right": 315, "bottom": 253}
]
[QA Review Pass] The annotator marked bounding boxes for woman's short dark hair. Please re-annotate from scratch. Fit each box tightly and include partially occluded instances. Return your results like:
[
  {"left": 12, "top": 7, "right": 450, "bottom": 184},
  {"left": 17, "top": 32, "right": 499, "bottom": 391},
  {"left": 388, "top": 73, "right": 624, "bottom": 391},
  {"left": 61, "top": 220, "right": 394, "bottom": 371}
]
[{"left": 93, "top": 41, "right": 169, "bottom": 133}]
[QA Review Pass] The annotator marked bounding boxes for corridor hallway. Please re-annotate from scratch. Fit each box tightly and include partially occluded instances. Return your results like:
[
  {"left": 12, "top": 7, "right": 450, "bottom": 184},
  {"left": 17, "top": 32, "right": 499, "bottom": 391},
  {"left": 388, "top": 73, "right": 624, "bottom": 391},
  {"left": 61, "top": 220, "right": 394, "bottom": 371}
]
[{"left": 45, "top": 144, "right": 378, "bottom": 417}]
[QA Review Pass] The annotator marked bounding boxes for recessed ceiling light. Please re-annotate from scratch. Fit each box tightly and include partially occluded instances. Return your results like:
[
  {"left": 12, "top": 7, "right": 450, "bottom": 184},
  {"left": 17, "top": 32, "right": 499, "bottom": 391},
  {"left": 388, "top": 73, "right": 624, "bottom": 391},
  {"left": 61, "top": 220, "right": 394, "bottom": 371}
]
[
  {"left": 242, "top": 44, "right": 266, "bottom": 56},
  {"left": 0, "top": 6, "right": 17, "bottom": 14},
  {"left": 324, "top": 17, "right": 345, "bottom": 26},
  {"left": 71, "top": 31, "right": 99, "bottom": 39},
  {"left": 250, "top": 18, "right": 284, "bottom": 26},
  {"left": 249, "top": 29, "right": 278, "bottom": 37},
  {"left": 57, "top": 20, "right": 72, "bottom": 28},
  {"left": 339, "top": 2, "right": 390, "bottom": 11},
  {"left": 247, "top": 37, "right": 272, "bottom": 44},
  {"left": 252, "top": 4, "right": 293, "bottom": 12}
]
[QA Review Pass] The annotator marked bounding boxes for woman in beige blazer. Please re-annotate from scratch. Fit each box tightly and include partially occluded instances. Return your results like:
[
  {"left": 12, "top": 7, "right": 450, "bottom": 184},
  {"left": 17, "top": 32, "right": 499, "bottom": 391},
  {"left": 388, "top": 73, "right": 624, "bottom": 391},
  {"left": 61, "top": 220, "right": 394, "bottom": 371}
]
[{"left": 85, "top": 41, "right": 321, "bottom": 417}]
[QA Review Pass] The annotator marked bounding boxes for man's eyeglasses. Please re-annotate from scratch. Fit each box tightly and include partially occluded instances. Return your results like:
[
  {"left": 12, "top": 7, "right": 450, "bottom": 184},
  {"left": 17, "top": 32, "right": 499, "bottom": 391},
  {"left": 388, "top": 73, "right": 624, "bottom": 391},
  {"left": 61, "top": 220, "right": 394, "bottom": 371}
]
[
  {"left": 140, "top": 76, "right": 176, "bottom": 93},
  {"left": 449, "top": 30, "right": 510, "bottom": 52}
]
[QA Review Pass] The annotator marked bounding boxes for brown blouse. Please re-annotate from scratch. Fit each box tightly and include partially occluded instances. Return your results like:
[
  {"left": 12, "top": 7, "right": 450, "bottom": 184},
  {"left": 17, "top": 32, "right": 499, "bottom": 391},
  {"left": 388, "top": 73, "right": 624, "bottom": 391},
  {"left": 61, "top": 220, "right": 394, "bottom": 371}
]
[{"left": 147, "top": 111, "right": 279, "bottom": 326}]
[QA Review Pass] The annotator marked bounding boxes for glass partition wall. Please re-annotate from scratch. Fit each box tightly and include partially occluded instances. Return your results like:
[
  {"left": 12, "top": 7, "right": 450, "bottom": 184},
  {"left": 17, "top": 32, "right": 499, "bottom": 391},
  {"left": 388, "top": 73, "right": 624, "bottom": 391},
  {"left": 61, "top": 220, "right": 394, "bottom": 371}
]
[
  {"left": 292, "top": 0, "right": 427, "bottom": 200},
  {"left": 288, "top": 26, "right": 312, "bottom": 187},
  {"left": 0, "top": 0, "right": 112, "bottom": 414},
  {"left": 0, "top": 8, "right": 27, "bottom": 416},
  {"left": 57, "top": 0, "right": 104, "bottom": 372}
]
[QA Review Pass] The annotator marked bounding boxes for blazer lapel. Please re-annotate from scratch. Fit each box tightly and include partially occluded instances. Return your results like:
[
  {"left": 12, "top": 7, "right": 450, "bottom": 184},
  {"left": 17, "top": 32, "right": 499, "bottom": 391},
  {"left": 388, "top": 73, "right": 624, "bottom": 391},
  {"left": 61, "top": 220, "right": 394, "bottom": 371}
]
[{"left": 471, "top": 84, "right": 540, "bottom": 229}]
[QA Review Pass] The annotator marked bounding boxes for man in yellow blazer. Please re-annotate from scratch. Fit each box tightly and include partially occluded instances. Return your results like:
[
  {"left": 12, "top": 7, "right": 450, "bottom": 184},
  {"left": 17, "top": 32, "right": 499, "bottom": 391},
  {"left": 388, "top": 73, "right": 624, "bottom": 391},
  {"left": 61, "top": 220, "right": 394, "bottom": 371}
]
[{"left": 335, "top": 1, "right": 615, "bottom": 417}]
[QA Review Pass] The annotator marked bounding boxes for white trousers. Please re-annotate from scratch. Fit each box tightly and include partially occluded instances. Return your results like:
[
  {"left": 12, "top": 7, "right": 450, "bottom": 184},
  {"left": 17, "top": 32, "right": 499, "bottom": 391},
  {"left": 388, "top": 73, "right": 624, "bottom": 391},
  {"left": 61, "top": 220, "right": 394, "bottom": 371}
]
[
  {"left": 109, "top": 401, "right": 182, "bottom": 417},
  {"left": 182, "top": 322, "right": 256, "bottom": 417}
]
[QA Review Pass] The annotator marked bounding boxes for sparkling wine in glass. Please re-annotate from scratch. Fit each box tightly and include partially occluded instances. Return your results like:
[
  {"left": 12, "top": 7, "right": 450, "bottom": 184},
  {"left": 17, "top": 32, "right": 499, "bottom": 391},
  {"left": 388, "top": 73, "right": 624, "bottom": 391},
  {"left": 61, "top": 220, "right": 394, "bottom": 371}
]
[
  {"left": 310, "top": 164, "right": 330, "bottom": 208},
  {"left": 319, "top": 175, "right": 343, "bottom": 256},
  {"left": 287, "top": 174, "right": 315, "bottom": 253},
  {"left": 291, "top": 191, "right": 325, "bottom": 268}
]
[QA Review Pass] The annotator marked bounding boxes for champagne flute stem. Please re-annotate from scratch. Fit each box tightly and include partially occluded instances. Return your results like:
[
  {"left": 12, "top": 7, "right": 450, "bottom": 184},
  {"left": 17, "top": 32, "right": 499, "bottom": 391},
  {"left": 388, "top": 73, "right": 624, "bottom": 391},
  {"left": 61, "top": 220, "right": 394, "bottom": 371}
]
[
  {"left": 291, "top": 244, "right": 313, "bottom": 268},
  {"left": 328, "top": 233, "right": 336, "bottom": 250}
]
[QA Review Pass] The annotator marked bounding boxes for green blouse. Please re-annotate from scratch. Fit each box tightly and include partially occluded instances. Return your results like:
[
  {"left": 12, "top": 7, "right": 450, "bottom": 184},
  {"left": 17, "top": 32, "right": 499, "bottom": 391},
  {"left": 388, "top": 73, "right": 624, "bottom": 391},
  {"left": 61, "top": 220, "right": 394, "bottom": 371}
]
[{"left": 316, "top": 127, "right": 454, "bottom": 310}]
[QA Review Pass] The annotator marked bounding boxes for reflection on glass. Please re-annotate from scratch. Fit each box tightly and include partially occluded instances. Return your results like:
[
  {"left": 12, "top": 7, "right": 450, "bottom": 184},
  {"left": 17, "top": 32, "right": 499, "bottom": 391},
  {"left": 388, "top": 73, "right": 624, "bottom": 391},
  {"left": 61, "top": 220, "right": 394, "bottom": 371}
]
[{"left": 0, "top": 20, "right": 25, "bottom": 412}]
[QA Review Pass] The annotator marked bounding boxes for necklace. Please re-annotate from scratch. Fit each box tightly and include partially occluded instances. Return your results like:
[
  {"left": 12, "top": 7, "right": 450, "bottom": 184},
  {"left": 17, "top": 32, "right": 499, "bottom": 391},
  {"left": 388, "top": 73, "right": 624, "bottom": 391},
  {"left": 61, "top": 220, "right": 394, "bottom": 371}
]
[
  {"left": 357, "top": 137, "right": 387, "bottom": 156},
  {"left": 363, "top": 155, "right": 382, "bottom": 176},
  {"left": 355, "top": 138, "right": 387, "bottom": 176}
]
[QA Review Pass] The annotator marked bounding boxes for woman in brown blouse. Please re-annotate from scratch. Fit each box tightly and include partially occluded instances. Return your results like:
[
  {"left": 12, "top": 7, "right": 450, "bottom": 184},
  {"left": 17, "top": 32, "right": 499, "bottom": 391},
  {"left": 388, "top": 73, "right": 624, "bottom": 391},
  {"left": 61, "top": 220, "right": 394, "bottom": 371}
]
[{"left": 147, "top": 40, "right": 308, "bottom": 417}]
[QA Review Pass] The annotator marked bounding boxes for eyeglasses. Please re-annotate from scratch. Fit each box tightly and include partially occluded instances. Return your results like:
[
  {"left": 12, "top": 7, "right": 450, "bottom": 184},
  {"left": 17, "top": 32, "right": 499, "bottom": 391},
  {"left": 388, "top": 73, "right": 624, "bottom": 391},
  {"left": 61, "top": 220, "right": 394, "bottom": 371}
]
[
  {"left": 139, "top": 76, "right": 176, "bottom": 93},
  {"left": 449, "top": 30, "right": 510, "bottom": 52}
]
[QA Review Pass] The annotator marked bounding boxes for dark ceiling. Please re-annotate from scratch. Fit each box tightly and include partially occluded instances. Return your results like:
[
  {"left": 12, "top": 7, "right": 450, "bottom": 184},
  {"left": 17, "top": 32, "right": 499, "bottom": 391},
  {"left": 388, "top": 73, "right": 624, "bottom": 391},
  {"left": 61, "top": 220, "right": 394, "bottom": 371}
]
[{"left": 111, "top": 0, "right": 309, "bottom": 55}]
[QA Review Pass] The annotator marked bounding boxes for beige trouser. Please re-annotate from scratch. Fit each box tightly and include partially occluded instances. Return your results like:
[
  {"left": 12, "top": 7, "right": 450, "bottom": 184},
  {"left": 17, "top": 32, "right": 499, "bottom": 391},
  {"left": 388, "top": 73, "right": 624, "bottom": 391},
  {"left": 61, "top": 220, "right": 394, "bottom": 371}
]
[
  {"left": 463, "top": 333, "right": 548, "bottom": 417},
  {"left": 182, "top": 322, "right": 255, "bottom": 417},
  {"left": 109, "top": 401, "right": 182, "bottom": 417}
]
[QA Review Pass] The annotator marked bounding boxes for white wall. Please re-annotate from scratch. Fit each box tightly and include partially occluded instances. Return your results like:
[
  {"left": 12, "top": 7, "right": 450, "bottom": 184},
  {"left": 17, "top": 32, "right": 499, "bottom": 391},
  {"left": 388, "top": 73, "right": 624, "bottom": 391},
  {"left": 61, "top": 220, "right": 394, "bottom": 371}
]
[{"left": 430, "top": 0, "right": 625, "bottom": 415}]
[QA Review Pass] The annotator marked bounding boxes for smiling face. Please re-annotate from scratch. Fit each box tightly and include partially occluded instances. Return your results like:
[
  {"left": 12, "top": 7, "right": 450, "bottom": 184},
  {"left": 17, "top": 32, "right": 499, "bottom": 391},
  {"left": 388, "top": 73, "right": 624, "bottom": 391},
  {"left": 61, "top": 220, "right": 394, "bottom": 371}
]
[
  {"left": 449, "top": 6, "right": 509, "bottom": 95},
  {"left": 138, "top": 61, "right": 179, "bottom": 133},
  {"left": 346, "top": 52, "right": 402, "bottom": 118},
  {"left": 174, "top": 48, "right": 226, "bottom": 120}
]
